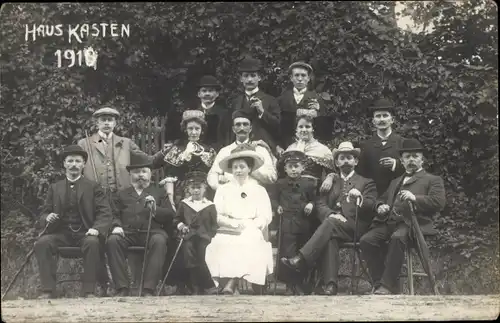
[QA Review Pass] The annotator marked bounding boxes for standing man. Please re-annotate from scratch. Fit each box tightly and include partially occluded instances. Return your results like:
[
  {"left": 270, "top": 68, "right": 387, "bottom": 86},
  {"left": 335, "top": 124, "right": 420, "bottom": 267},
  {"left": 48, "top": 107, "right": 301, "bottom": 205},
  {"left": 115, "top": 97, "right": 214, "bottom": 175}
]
[
  {"left": 281, "top": 142, "right": 377, "bottom": 295},
  {"left": 77, "top": 107, "right": 153, "bottom": 197},
  {"left": 321, "top": 98, "right": 405, "bottom": 195},
  {"left": 106, "top": 153, "right": 176, "bottom": 297},
  {"left": 34, "top": 145, "right": 112, "bottom": 299},
  {"left": 232, "top": 57, "right": 281, "bottom": 154},
  {"left": 359, "top": 138, "right": 446, "bottom": 294},
  {"left": 165, "top": 75, "right": 233, "bottom": 150},
  {"left": 207, "top": 110, "right": 277, "bottom": 191},
  {"left": 277, "top": 61, "right": 330, "bottom": 154}
]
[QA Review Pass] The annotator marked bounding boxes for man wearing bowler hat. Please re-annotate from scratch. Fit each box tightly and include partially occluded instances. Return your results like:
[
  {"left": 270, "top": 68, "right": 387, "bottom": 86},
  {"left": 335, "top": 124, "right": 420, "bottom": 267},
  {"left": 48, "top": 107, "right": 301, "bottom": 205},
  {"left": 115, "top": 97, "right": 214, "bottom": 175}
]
[
  {"left": 232, "top": 57, "right": 282, "bottom": 154},
  {"left": 34, "top": 145, "right": 112, "bottom": 299},
  {"left": 165, "top": 75, "right": 232, "bottom": 150},
  {"left": 277, "top": 61, "right": 331, "bottom": 154},
  {"left": 321, "top": 97, "right": 406, "bottom": 195},
  {"left": 106, "top": 152, "right": 176, "bottom": 297},
  {"left": 359, "top": 138, "right": 445, "bottom": 295}
]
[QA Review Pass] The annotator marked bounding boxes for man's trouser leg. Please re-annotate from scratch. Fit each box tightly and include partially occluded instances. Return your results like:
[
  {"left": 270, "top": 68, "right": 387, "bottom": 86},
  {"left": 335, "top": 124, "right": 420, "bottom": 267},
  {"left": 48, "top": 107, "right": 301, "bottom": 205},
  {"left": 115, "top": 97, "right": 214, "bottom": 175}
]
[
  {"left": 380, "top": 223, "right": 410, "bottom": 293},
  {"left": 142, "top": 232, "right": 168, "bottom": 291},
  {"left": 359, "top": 224, "right": 392, "bottom": 289},
  {"left": 79, "top": 233, "right": 102, "bottom": 294},
  {"left": 106, "top": 233, "right": 137, "bottom": 291}
]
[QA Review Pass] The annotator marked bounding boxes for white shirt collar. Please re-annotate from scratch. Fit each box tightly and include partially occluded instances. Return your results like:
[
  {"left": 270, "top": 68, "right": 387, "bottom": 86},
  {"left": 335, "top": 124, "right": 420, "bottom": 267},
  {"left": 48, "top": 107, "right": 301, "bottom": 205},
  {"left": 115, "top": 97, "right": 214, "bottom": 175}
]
[
  {"left": 235, "top": 138, "right": 250, "bottom": 145},
  {"left": 98, "top": 130, "right": 113, "bottom": 140},
  {"left": 245, "top": 87, "right": 259, "bottom": 96},
  {"left": 67, "top": 175, "right": 82, "bottom": 183},
  {"left": 406, "top": 168, "right": 423, "bottom": 176},
  {"left": 201, "top": 101, "right": 215, "bottom": 110},
  {"left": 341, "top": 170, "right": 355, "bottom": 181},
  {"left": 293, "top": 87, "right": 307, "bottom": 95},
  {"left": 377, "top": 129, "right": 392, "bottom": 141}
]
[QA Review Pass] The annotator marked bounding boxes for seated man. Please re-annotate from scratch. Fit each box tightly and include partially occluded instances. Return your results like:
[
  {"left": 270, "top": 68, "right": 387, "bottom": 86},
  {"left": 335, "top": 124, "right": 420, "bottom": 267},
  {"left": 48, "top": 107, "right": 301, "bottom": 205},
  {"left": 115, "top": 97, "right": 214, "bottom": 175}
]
[
  {"left": 359, "top": 138, "right": 446, "bottom": 295},
  {"left": 34, "top": 145, "right": 112, "bottom": 299},
  {"left": 106, "top": 153, "right": 176, "bottom": 297},
  {"left": 281, "top": 142, "right": 377, "bottom": 295}
]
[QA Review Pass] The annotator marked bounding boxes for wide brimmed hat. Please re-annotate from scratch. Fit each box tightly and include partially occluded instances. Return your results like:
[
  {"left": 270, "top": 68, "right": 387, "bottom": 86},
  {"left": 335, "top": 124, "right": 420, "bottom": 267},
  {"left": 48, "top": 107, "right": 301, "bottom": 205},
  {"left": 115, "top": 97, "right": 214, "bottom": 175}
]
[
  {"left": 126, "top": 152, "right": 153, "bottom": 171},
  {"left": 61, "top": 145, "right": 88, "bottom": 163},
  {"left": 185, "top": 170, "right": 208, "bottom": 185},
  {"left": 368, "top": 98, "right": 396, "bottom": 116},
  {"left": 182, "top": 109, "right": 206, "bottom": 122},
  {"left": 232, "top": 109, "right": 253, "bottom": 122},
  {"left": 288, "top": 61, "right": 313, "bottom": 75},
  {"left": 219, "top": 143, "right": 265, "bottom": 174},
  {"left": 332, "top": 141, "right": 361, "bottom": 160},
  {"left": 281, "top": 150, "right": 307, "bottom": 164},
  {"left": 399, "top": 138, "right": 425, "bottom": 155},
  {"left": 198, "top": 75, "right": 221, "bottom": 89},
  {"left": 93, "top": 107, "right": 120, "bottom": 118},
  {"left": 238, "top": 57, "right": 262, "bottom": 73}
]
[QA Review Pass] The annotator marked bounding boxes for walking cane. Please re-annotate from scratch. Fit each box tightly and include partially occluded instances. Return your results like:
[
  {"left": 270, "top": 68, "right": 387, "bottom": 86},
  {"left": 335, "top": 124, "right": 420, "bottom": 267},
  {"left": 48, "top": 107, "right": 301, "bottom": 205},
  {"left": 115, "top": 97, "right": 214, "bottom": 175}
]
[
  {"left": 350, "top": 196, "right": 363, "bottom": 295},
  {"left": 138, "top": 205, "right": 154, "bottom": 297},
  {"left": 2, "top": 223, "right": 50, "bottom": 301},
  {"left": 274, "top": 212, "right": 283, "bottom": 295},
  {"left": 157, "top": 237, "right": 184, "bottom": 296}
]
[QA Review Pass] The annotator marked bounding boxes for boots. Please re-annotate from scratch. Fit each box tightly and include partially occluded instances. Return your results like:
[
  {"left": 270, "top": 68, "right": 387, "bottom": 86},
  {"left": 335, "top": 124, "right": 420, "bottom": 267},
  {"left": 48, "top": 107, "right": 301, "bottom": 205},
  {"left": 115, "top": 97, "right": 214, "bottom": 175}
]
[{"left": 188, "top": 268, "right": 201, "bottom": 295}]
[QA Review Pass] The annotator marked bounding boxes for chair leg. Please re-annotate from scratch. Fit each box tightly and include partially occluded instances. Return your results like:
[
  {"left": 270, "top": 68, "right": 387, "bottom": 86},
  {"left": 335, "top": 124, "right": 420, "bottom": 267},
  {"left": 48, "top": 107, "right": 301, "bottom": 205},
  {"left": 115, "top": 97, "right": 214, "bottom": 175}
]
[{"left": 407, "top": 247, "right": 414, "bottom": 295}]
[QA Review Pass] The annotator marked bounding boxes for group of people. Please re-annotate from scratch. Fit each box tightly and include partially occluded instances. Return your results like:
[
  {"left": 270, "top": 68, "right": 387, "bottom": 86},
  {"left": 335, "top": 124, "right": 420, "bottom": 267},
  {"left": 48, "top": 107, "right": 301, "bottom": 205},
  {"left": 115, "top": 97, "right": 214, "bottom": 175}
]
[{"left": 33, "top": 57, "right": 446, "bottom": 299}]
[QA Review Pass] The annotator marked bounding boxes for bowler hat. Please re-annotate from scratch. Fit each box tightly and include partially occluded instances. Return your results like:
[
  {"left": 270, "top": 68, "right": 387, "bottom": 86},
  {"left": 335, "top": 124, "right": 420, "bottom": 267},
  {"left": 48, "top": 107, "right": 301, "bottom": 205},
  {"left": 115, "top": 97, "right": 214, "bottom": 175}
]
[
  {"left": 61, "top": 145, "right": 88, "bottom": 163},
  {"left": 219, "top": 143, "right": 264, "bottom": 174},
  {"left": 126, "top": 152, "right": 153, "bottom": 171},
  {"left": 368, "top": 98, "right": 396, "bottom": 116},
  {"left": 288, "top": 61, "right": 313, "bottom": 75},
  {"left": 332, "top": 141, "right": 361, "bottom": 160},
  {"left": 93, "top": 107, "right": 120, "bottom": 118},
  {"left": 399, "top": 138, "right": 425, "bottom": 155},
  {"left": 238, "top": 57, "right": 262, "bottom": 73},
  {"left": 185, "top": 170, "right": 208, "bottom": 185},
  {"left": 198, "top": 75, "right": 221, "bottom": 89},
  {"left": 281, "top": 150, "right": 307, "bottom": 164}
]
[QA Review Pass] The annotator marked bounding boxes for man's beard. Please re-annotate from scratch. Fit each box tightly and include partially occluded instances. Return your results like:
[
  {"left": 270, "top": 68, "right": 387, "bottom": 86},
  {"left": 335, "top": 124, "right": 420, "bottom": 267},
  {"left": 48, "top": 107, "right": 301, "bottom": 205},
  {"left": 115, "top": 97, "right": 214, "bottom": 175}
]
[
  {"left": 340, "top": 164, "right": 354, "bottom": 173},
  {"left": 133, "top": 178, "right": 150, "bottom": 189}
]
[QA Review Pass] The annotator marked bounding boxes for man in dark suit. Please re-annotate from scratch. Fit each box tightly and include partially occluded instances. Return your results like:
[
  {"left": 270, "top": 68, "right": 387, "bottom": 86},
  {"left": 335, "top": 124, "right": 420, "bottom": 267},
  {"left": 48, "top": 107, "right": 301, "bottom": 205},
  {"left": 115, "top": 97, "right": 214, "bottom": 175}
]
[
  {"left": 232, "top": 57, "right": 281, "bottom": 154},
  {"left": 34, "top": 145, "right": 113, "bottom": 299},
  {"left": 320, "top": 98, "right": 406, "bottom": 195},
  {"left": 165, "top": 75, "right": 233, "bottom": 151},
  {"left": 281, "top": 142, "right": 377, "bottom": 295},
  {"left": 277, "top": 61, "right": 330, "bottom": 153},
  {"left": 106, "top": 153, "right": 176, "bottom": 297},
  {"left": 359, "top": 138, "right": 446, "bottom": 295}
]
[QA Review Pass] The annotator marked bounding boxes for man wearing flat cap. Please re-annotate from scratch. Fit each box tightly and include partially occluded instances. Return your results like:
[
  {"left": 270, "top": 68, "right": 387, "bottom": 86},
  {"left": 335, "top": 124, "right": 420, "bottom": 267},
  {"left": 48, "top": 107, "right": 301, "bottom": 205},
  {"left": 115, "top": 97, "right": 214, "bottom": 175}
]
[
  {"left": 231, "top": 57, "right": 282, "bottom": 155},
  {"left": 165, "top": 75, "right": 232, "bottom": 151},
  {"left": 281, "top": 142, "right": 377, "bottom": 296},
  {"left": 106, "top": 152, "right": 176, "bottom": 297},
  {"left": 78, "top": 107, "right": 154, "bottom": 197},
  {"left": 277, "top": 61, "right": 330, "bottom": 154},
  {"left": 34, "top": 145, "right": 112, "bottom": 299},
  {"left": 359, "top": 138, "right": 445, "bottom": 295},
  {"left": 322, "top": 97, "right": 406, "bottom": 196}
]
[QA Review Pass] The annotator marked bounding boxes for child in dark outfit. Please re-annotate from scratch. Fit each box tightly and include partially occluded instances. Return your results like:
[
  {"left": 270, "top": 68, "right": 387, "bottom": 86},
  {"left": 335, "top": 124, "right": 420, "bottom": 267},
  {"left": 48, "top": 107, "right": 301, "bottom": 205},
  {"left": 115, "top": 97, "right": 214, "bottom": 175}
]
[
  {"left": 174, "top": 171, "right": 219, "bottom": 295},
  {"left": 270, "top": 150, "right": 317, "bottom": 295}
]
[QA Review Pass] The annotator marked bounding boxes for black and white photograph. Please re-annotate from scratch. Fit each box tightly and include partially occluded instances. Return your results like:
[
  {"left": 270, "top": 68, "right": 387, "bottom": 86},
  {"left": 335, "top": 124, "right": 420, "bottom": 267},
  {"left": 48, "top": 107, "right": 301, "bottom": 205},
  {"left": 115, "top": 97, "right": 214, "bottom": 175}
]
[{"left": 1, "top": 1, "right": 498, "bottom": 321}]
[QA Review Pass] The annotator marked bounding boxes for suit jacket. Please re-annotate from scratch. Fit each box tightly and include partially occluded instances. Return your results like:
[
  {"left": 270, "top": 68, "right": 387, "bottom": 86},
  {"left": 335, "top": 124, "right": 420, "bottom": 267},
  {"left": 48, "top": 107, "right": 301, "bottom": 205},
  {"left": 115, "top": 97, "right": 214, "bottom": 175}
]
[
  {"left": 373, "top": 170, "right": 446, "bottom": 235},
  {"left": 277, "top": 89, "right": 331, "bottom": 147},
  {"left": 165, "top": 99, "right": 233, "bottom": 150},
  {"left": 173, "top": 198, "right": 218, "bottom": 241},
  {"left": 111, "top": 184, "right": 175, "bottom": 233},
  {"left": 39, "top": 177, "right": 112, "bottom": 235},
  {"left": 77, "top": 133, "right": 153, "bottom": 191},
  {"left": 232, "top": 90, "right": 281, "bottom": 152},
  {"left": 315, "top": 173, "right": 377, "bottom": 232},
  {"left": 356, "top": 132, "right": 406, "bottom": 195}
]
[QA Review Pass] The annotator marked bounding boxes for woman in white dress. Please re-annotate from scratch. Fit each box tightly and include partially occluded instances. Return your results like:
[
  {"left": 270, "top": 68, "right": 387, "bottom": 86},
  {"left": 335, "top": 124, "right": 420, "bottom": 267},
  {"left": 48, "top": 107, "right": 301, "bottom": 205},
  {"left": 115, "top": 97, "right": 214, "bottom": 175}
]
[{"left": 205, "top": 143, "right": 274, "bottom": 295}]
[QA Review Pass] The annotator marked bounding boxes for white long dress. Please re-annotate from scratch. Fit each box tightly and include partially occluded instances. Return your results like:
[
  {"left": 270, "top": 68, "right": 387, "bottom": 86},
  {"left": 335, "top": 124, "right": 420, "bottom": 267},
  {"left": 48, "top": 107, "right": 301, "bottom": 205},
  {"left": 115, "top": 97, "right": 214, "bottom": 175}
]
[{"left": 205, "top": 177, "right": 274, "bottom": 286}]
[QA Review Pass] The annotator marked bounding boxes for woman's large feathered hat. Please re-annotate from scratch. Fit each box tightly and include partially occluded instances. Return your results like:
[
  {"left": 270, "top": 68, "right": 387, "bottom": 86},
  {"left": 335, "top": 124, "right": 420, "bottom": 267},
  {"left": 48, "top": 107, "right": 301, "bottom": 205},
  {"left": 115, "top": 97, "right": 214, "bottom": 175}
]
[{"left": 219, "top": 143, "right": 264, "bottom": 174}]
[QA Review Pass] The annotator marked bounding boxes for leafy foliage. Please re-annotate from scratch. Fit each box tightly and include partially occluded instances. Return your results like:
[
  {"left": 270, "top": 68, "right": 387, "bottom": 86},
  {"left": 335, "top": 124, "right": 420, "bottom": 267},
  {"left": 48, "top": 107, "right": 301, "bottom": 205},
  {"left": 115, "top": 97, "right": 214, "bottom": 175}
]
[{"left": 1, "top": 1, "right": 498, "bottom": 295}]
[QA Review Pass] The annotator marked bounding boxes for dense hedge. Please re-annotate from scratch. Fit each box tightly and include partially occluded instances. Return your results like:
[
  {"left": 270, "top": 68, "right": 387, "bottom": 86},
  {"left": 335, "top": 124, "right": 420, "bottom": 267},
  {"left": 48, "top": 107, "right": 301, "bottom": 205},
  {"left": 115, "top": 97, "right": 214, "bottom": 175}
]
[{"left": 1, "top": 2, "right": 498, "bottom": 292}]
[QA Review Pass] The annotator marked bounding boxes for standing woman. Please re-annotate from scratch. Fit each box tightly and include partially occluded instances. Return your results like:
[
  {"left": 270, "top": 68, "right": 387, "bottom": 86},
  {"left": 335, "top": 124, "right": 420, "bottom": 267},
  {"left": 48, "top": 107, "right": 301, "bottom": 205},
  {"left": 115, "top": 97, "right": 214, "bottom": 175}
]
[
  {"left": 153, "top": 110, "right": 217, "bottom": 206},
  {"left": 205, "top": 144, "right": 274, "bottom": 295}
]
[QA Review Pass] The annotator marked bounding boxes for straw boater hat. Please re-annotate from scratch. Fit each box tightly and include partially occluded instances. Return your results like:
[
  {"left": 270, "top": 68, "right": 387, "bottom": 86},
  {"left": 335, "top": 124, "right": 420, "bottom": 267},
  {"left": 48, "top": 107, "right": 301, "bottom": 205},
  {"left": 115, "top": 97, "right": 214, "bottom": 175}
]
[
  {"left": 93, "top": 107, "right": 120, "bottom": 118},
  {"left": 288, "top": 61, "right": 313, "bottom": 75},
  {"left": 198, "top": 75, "right": 221, "bottom": 90},
  {"left": 332, "top": 141, "right": 361, "bottom": 160},
  {"left": 399, "top": 138, "right": 425, "bottom": 155},
  {"left": 238, "top": 57, "right": 262, "bottom": 73},
  {"left": 61, "top": 145, "right": 88, "bottom": 163},
  {"left": 126, "top": 152, "right": 153, "bottom": 171},
  {"left": 219, "top": 143, "right": 265, "bottom": 173},
  {"left": 368, "top": 97, "right": 396, "bottom": 116}
]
